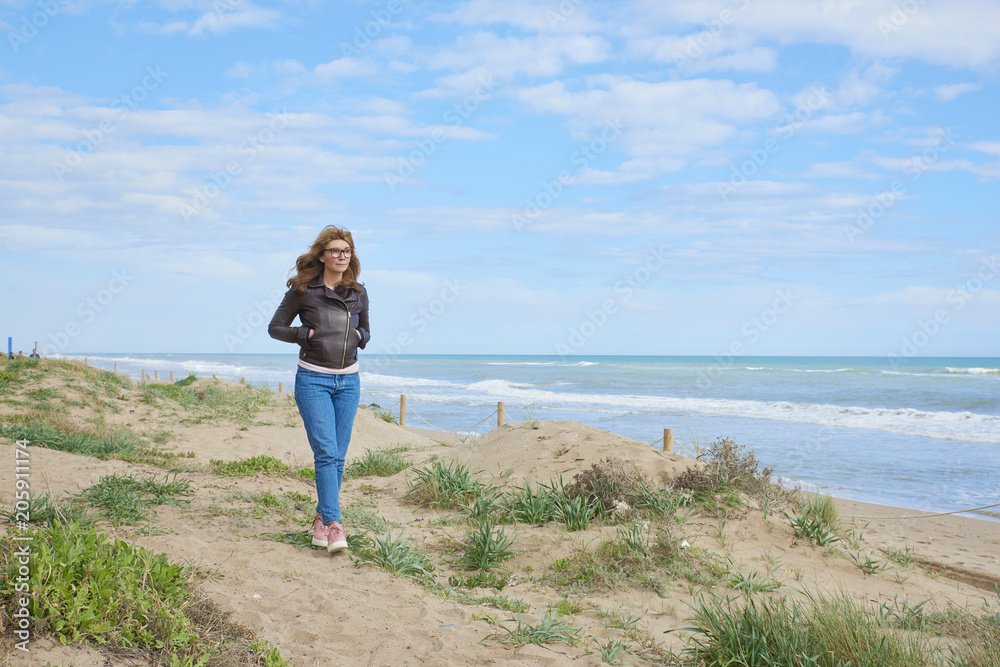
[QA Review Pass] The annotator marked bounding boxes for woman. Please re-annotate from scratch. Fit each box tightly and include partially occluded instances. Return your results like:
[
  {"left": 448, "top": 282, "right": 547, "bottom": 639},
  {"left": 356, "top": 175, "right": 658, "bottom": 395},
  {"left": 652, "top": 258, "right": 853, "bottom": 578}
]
[{"left": 269, "top": 226, "right": 370, "bottom": 553}]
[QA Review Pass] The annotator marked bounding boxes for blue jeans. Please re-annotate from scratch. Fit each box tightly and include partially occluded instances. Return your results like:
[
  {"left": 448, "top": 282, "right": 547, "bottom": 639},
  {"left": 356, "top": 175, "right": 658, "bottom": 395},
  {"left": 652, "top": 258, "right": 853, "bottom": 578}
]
[{"left": 294, "top": 368, "right": 360, "bottom": 524}]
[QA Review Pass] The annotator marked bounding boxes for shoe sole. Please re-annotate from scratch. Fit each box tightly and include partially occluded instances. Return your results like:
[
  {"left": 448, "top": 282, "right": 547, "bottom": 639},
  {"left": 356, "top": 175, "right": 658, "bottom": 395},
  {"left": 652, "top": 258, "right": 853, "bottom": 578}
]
[
  {"left": 312, "top": 537, "right": 329, "bottom": 548},
  {"left": 327, "top": 540, "right": 348, "bottom": 553}
]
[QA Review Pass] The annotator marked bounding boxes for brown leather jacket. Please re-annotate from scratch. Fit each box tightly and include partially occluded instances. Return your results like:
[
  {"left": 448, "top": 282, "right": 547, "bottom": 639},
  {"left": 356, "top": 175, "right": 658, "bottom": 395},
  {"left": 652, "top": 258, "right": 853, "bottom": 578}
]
[{"left": 268, "top": 275, "right": 370, "bottom": 370}]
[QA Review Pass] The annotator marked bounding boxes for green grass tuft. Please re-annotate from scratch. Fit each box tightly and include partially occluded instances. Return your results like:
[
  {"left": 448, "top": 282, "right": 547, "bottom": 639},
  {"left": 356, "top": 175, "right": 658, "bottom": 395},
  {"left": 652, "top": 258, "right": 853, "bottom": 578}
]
[
  {"left": 345, "top": 446, "right": 410, "bottom": 478},
  {"left": 212, "top": 455, "right": 289, "bottom": 477}
]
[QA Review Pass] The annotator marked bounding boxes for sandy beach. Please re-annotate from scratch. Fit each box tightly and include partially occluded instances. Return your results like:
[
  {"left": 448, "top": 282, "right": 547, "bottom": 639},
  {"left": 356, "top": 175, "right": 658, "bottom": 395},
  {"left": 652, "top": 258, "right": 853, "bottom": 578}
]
[{"left": 1, "top": 360, "right": 998, "bottom": 666}]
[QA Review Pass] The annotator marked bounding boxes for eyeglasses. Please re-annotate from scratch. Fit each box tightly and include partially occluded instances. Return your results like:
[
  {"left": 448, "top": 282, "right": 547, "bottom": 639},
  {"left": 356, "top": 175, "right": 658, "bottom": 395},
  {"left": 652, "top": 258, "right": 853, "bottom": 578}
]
[{"left": 324, "top": 248, "right": 352, "bottom": 258}]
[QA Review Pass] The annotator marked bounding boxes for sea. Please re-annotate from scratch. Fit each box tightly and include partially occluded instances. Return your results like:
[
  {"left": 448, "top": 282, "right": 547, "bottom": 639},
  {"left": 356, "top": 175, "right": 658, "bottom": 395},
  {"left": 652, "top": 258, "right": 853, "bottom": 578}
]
[{"left": 67, "top": 353, "right": 1000, "bottom": 521}]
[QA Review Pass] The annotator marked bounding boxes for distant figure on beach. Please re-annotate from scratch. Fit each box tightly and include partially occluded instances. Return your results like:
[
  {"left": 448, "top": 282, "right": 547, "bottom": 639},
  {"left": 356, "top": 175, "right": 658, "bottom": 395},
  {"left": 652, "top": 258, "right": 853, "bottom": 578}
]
[
  {"left": 16, "top": 351, "right": 24, "bottom": 360},
  {"left": 29, "top": 349, "right": 40, "bottom": 358},
  {"left": 6, "top": 352, "right": 12, "bottom": 360},
  {"left": 268, "top": 226, "right": 370, "bottom": 554}
]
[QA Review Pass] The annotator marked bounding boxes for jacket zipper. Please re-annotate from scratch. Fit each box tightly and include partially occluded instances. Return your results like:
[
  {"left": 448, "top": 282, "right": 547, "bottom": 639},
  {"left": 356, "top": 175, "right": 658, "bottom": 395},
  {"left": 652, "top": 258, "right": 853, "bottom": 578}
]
[{"left": 341, "top": 305, "right": 350, "bottom": 367}]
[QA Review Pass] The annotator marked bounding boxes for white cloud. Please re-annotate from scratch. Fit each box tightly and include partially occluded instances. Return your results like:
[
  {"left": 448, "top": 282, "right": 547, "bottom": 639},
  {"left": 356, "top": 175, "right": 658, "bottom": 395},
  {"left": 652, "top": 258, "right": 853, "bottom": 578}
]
[
  {"left": 189, "top": 4, "right": 281, "bottom": 36},
  {"left": 313, "top": 58, "right": 378, "bottom": 79},
  {"left": 629, "top": 0, "right": 1000, "bottom": 69},
  {"left": 860, "top": 286, "right": 1000, "bottom": 307},
  {"left": 426, "top": 32, "right": 610, "bottom": 81},
  {"left": 431, "top": 0, "right": 602, "bottom": 33},
  {"left": 518, "top": 77, "right": 780, "bottom": 178},
  {"left": 934, "top": 82, "right": 982, "bottom": 101}
]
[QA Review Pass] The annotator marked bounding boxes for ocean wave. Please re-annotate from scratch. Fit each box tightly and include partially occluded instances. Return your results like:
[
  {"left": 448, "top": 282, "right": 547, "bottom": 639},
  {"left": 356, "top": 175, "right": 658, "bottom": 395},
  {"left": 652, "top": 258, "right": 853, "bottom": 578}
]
[
  {"left": 745, "top": 367, "right": 766, "bottom": 371},
  {"left": 397, "top": 381, "right": 1000, "bottom": 444},
  {"left": 947, "top": 367, "right": 1000, "bottom": 375},
  {"left": 797, "top": 368, "right": 858, "bottom": 373},
  {"left": 362, "top": 373, "right": 458, "bottom": 388}
]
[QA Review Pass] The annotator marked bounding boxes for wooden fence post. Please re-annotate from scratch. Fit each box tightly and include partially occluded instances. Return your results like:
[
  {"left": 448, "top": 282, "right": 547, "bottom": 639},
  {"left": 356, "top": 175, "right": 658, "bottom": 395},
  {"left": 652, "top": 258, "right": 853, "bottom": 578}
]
[
  {"left": 154, "top": 370, "right": 158, "bottom": 380},
  {"left": 170, "top": 371, "right": 174, "bottom": 382},
  {"left": 278, "top": 382, "right": 284, "bottom": 393},
  {"left": 663, "top": 428, "right": 674, "bottom": 454},
  {"left": 400, "top": 394, "right": 406, "bottom": 427},
  {"left": 498, "top": 401, "right": 505, "bottom": 427}
]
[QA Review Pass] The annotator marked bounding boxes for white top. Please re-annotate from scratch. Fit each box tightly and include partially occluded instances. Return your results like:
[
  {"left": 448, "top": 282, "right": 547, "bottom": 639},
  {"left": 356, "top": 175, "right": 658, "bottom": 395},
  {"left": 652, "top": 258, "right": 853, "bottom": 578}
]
[{"left": 297, "top": 359, "right": 360, "bottom": 375}]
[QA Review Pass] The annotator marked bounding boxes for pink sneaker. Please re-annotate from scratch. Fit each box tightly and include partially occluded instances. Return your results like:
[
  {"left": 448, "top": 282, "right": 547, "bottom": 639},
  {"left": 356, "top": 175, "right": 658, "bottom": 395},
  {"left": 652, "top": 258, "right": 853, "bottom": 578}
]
[
  {"left": 311, "top": 516, "right": 329, "bottom": 548},
  {"left": 327, "top": 522, "right": 348, "bottom": 553}
]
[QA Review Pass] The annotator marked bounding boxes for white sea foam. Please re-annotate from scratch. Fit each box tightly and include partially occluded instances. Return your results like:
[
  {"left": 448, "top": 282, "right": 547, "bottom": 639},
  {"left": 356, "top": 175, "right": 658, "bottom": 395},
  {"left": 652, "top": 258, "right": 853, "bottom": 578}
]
[
  {"left": 406, "top": 380, "right": 1000, "bottom": 444},
  {"left": 947, "top": 367, "right": 1000, "bottom": 375}
]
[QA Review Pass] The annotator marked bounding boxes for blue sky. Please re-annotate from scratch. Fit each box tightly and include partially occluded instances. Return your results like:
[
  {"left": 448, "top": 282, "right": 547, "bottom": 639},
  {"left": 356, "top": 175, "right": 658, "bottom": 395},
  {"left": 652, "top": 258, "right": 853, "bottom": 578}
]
[{"left": 1, "top": 0, "right": 998, "bottom": 358}]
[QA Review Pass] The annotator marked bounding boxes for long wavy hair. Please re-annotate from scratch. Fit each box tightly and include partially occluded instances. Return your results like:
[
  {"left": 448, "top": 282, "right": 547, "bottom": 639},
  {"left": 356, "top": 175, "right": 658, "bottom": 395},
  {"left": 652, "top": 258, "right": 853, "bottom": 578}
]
[{"left": 287, "top": 226, "right": 362, "bottom": 295}]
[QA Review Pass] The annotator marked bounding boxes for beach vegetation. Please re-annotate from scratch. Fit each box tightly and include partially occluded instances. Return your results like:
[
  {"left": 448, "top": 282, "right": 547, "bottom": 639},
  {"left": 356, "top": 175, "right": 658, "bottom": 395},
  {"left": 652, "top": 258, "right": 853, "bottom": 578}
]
[
  {"left": 211, "top": 454, "right": 289, "bottom": 476},
  {"left": 487, "top": 611, "right": 583, "bottom": 650},
  {"left": 459, "top": 519, "right": 516, "bottom": 571},
  {"left": 406, "top": 459, "right": 484, "bottom": 508},
  {"left": 507, "top": 481, "right": 558, "bottom": 524},
  {"left": 349, "top": 530, "right": 436, "bottom": 583},
  {"left": 685, "top": 589, "right": 931, "bottom": 666},
  {"left": 342, "top": 505, "right": 390, "bottom": 533},
  {"left": 79, "top": 473, "right": 193, "bottom": 525},
  {"left": 0, "top": 492, "right": 96, "bottom": 528},
  {"left": 448, "top": 569, "right": 511, "bottom": 590},
  {"left": 0, "top": 521, "right": 289, "bottom": 665},
  {"left": 345, "top": 445, "right": 411, "bottom": 478},
  {"left": 2, "top": 412, "right": 140, "bottom": 456},
  {"left": 881, "top": 544, "right": 918, "bottom": 568},
  {"left": 727, "top": 567, "right": 781, "bottom": 594},
  {"left": 786, "top": 493, "right": 842, "bottom": 546},
  {"left": 556, "top": 494, "right": 598, "bottom": 532},
  {"left": 849, "top": 550, "right": 889, "bottom": 576},
  {"left": 373, "top": 408, "right": 397, "bottom": 423},
  {"left": 553, "top": 597, "right": 586, "bottom": 616},
  {"left": 139, "top": 378, "right": 271, "bottom": 427},
  {"left": 674, "top": 437, "right": 792, "bottom": 516}
]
